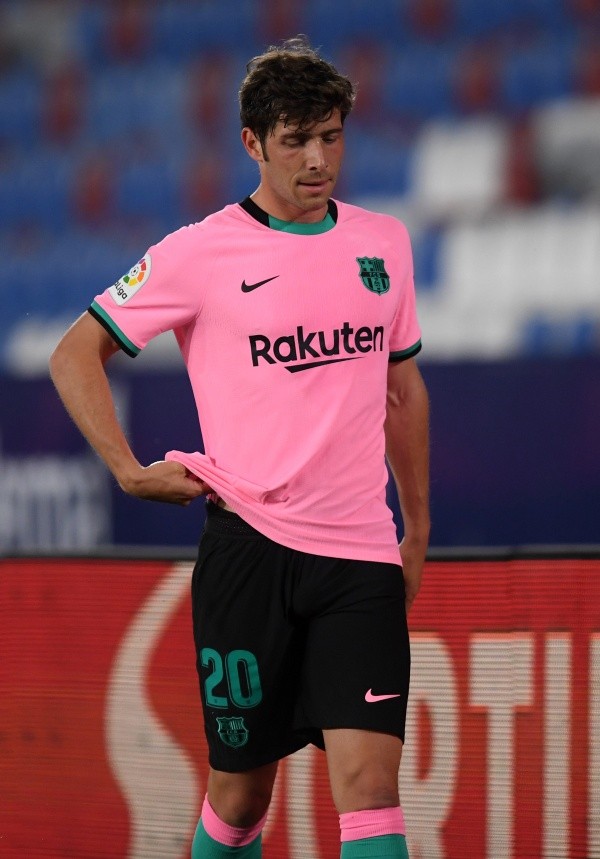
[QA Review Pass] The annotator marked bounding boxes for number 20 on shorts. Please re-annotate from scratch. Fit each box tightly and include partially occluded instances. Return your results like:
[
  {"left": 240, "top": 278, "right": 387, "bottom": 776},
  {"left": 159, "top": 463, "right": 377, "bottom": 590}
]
[{"left": 200, "top": 647, "right": 263, "bottom": 709}]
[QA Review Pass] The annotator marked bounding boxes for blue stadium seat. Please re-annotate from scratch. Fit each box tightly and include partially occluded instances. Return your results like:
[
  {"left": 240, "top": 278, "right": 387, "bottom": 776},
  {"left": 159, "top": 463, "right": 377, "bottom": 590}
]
[
  {"left": 342, "top": 130, "right": 412, "bottom": 197},
  {"left": 453, "top": 0, "right": 521, "bottom": 38},
  {"left": 382, "top": 47, "right": 456, "bottom": 120},
  {"left": 1, "top": 245, "right": 60, "bottom": 322},
  {"left": 41, "top": 229, "right": 142, "bottom": 312},
  {"left": 302, "top": 0, "right": 409, "bottom": 54},
  {"left": 0, "top": 153, "right": 71, "bottom": 230},
  {"left": 454, "top": 0, "right": 571, "bottom": 39},
  {"left": 184, "top": 50, "right": 249, "bottom": 143},
  {"left": 226, "top": 149, "right": 262, "bottom": 203},
  {"left": 0, "top": 71, "right": 42, "bottom": 149},
  {"left": 75, "top": 3, "right": 159, "bottom": 66},
  {"left": 83, "top": 63, "right": 187, "bottom": 146},
  {"left": 153, "top": 0, "right": 259, "bottom": 61},
  {"left": 84, "top": 66, "right": 144, "bottom": 143},
  {"left": 75, "top": 4, "right": 110, "bottom": 66},
  {"left": 114, "top": 158, "right": 181, "bottom": 227},
  {"left": 519, "top": 0, "right": 570, "bottom": 33},
  {"left": 500, "top": 39, "right": 576, "bottom": 113}
]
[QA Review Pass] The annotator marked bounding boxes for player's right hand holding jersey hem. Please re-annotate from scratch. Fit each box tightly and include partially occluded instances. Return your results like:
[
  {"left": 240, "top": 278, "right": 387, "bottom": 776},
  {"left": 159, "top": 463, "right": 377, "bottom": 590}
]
[{"left": 120, "top": 460, "right": 211, "bottom": 506}]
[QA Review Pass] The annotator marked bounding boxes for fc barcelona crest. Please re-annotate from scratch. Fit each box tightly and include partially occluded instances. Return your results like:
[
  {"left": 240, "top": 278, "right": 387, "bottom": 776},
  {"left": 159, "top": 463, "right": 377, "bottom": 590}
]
[
  {"left": 217, "top": 716, "right": 249, "bottom": 749},
  {"left": 356, "top": 257, "right": 390, "bottom": 295}
]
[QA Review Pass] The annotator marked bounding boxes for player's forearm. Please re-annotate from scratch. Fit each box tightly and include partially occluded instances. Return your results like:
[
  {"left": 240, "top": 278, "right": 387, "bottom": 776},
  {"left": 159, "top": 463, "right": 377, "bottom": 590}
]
[
  {"left": 49, "top": 336, "right": 141, "bottom": 489},
  {"left": 384, "top": 370, "right": 430, "bottom": 542}
]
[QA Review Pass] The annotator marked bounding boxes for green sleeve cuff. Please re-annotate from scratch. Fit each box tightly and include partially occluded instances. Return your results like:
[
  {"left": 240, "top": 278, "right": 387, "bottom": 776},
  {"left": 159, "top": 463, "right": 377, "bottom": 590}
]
[
  {"left": 389, "top": 339, "right": 422, "bottom": 362},
  {"left": 88, "top": 302, "right": 141, "bottom": 357}
]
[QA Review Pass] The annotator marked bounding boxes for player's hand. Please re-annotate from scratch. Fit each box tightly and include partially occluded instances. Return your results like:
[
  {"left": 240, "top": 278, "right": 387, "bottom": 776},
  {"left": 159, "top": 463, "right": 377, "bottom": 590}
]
[
  {"left": 119, "top": 460, "right": 212, "bottom": 506},
  {"left": 399, "top": 533, "right": 428, "bottom": 612}
]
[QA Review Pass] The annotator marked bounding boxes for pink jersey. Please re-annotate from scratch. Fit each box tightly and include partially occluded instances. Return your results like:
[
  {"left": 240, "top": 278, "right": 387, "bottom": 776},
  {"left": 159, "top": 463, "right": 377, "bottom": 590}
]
[{"left": 91, "top": 199, "right": 421, "bottom": 565}]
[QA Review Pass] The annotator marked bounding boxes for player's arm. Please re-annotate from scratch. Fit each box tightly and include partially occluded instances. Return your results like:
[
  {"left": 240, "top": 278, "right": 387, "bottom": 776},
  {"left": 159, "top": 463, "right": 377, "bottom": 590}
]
[
  {"left": 49, "top": 312, "right": 210, "bottom": 505},
  {"left": 385, "top": 356, "right": 430, "bottom": 610}
]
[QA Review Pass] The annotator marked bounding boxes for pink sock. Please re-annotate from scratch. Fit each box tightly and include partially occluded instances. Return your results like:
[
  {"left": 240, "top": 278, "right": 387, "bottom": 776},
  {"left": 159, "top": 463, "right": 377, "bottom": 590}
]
[
  {"left": 201, "top": 795, "right": 267, "bottom": 847},
  {"left": 339, "top": 806, "right": 406, "bottom": 842}
]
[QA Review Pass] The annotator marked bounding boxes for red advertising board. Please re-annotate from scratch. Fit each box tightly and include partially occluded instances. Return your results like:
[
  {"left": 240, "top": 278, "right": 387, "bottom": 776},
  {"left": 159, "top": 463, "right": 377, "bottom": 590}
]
[{"left": 1, "top": 555, "right": 599, "bottom": 858}]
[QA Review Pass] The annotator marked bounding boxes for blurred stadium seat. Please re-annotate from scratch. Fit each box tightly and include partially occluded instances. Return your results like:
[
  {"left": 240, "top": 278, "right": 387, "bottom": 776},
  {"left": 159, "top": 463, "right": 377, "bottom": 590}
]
[
  {"left": 499, "top": 37, "right": 577, "bottom": 113},
  {"left": 0, "top": 0, "right": 599, "bottom": 371},
  {"left": 533, "top": 97, "right": 600, "bottom": 198},
  {"left": 301, "top": 0, "right": 408, "bottom": 53},
  {"left": 411, "top": 117, "right": 509, "bottom": 216},
  {"left": 382, "top": 47, "right": 456, "bottom": 120},
  {"left": 343, "top": 128, "right": 413, "bottom": 197},
  {"left": 83, "top": 62, "right": 187, "bottom": 146},
  {"left": 114, "top": 157, "right": 180, "bottom": 228},
  {"left": 0, "top": 71, "right": 42, "bottom": 149},
  {"left": 152, "top": 0, "right": 259, "bottom": 60},
  {"left": 0, "top": 151, "right": 72, "bottom": 230},
  {"left": 452, "top": 0, "right": 520, "bottom": 38}
]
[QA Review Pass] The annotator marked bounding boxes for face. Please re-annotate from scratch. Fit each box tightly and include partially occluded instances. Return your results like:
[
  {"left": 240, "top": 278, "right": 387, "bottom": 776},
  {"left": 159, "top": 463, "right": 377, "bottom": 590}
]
[{"left": 242, "top": 109, "right": 345, "bottom": 223}]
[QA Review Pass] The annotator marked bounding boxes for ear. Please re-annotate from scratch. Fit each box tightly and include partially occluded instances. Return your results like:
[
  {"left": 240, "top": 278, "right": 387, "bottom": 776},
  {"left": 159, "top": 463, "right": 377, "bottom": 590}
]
[{"left": 241, "top": 127, "right": 264, "bottom": 163}]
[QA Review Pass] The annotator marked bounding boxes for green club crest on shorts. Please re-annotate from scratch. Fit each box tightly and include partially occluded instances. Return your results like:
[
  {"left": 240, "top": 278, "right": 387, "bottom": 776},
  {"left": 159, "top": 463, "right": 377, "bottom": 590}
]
[
  {"left": 356, "top": 257, "right": 390, "bottom": 295},
  {"left": 217, "top": 716, "right": 249, "bottom": 748}
]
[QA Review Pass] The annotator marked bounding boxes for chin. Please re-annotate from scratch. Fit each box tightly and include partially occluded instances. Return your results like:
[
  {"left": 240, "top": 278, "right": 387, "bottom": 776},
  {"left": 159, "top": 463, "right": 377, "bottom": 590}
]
[{"left": 300, "top": 190, "right": 329, "bottom": 205}]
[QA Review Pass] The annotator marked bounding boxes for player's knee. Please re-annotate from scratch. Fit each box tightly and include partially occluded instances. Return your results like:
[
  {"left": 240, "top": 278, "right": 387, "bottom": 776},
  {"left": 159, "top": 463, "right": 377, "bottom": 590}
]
[
  {"left": 210, "top": 791, "right": 271, "bottom": 827},
  {"left": 208, "top": 773, "right": 273, "bottom": 827},
  {"left": 333, "top": 761, "right": 400, "bottom": 813},
  {"left": 219, "top": 796, "right": 269, "bottom": 828}
]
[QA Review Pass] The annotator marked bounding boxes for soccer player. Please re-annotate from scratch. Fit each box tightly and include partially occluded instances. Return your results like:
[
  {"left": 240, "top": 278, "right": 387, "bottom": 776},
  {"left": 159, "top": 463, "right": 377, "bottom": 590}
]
[{"left": 49, "top": 37, "right": 430, "bottom": 859}]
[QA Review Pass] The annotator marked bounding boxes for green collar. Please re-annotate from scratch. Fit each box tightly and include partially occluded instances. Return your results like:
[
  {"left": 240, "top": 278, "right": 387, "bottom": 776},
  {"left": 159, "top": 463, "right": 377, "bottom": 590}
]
[
  {"left": 268, "top": 211, "right": 336, "bottom": 234},
  {"left": 240, "top": 196, "right": 338, "bottom": 234}
]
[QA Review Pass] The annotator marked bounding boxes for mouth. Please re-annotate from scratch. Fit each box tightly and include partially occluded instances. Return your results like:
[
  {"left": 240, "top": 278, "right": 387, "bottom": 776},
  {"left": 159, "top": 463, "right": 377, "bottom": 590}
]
[{"left": 298, "top": 178, "right": 330, "bottom": 192}]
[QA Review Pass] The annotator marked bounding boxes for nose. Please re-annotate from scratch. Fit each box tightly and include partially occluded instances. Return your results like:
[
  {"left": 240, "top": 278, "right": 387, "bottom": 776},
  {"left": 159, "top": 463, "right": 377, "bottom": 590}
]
[{"left": 305, "top": 138, "right": 327, "bottom": 170}]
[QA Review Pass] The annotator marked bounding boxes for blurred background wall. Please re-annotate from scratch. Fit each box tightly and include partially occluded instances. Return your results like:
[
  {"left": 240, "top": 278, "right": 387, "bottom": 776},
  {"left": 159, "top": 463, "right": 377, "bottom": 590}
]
[{"left": 0, "top": 0, "right": 599, "bottom": 551}]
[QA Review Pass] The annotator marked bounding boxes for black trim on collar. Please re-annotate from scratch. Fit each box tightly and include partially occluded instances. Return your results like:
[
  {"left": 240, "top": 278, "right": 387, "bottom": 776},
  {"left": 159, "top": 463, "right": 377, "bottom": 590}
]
[
  {"left": 240, "top": 196, "right": 270, "bottom": 225},
  {"left": 239, "top": 197, "right": 338, "bottom": 226}
]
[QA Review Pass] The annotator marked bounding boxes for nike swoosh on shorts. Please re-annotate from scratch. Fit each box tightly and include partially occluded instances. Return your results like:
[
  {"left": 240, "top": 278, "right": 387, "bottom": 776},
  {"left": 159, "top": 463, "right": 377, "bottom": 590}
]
[
  {"left": 365, "top": 689, "right": 402, "bottom": 703},
  {"left": 241, "top": 275, "right": 279, "bottom": 292}
]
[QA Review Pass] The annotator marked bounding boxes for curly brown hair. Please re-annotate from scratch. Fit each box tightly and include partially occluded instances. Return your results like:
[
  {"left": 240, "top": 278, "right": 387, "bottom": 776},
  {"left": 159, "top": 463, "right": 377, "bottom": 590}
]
[{"left": 239, "top": 36, "right": 356, "bottom": 147}]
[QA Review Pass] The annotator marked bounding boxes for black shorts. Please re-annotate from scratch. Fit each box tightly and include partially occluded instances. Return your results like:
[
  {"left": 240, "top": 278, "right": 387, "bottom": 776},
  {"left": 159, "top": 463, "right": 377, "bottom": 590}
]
[{"left": 191, "top": 502, "right": 410, "bottom": 772}]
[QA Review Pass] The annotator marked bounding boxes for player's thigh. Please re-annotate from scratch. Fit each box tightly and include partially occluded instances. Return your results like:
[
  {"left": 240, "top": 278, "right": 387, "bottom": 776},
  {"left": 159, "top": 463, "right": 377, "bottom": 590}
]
[
  {"left": 191, "top": 519, "right": 306, "bottom": 770},
  {"left": 323, "top": 727, "right": 402, "bottom": 813},
  {"left": 300, "top": 559, "right": 410, "bottom": 740}
]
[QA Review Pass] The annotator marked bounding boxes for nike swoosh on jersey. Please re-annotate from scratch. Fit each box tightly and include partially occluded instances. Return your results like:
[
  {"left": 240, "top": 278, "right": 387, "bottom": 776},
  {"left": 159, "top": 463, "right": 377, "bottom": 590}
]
[
  {"left": 241, "top": 275, "right": 280, "bottom": 292},
  {"left": 365, "top": 689, "right": 402, "bottom": 703}
]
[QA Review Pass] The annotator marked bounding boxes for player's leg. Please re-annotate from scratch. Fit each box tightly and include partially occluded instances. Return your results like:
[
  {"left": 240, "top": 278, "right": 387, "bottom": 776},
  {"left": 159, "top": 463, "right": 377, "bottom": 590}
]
[
  {"left": 324, "top": 728, "right": 408, "bottom": 858},
  {"left": 206, "top": 762, "right": 278, "bottom": 825},
  {"left": 190, "top": 503, "right": 311, "bottom": 857},
  {"left": 296, "top": 556, "right": 410, "bottom": 858},
  {"left": 192, "top": 762, "right": 278, "bottom": 858}
]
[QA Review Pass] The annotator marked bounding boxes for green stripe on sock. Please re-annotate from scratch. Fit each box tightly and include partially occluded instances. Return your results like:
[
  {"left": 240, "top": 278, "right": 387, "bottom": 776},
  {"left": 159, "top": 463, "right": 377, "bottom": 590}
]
[
  {"left": 191, "top": 819, "right": 262, "bottom": 858},
  {"left": 341, "top": 833, "right": 409, "bottom": 858}
]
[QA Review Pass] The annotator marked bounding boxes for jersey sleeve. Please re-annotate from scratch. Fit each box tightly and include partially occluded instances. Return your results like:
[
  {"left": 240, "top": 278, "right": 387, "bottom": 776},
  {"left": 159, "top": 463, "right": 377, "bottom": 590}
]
[
  {"left": 388, "top": 221, "right": 422, "bottom": 362},
  {"left": 89, "top": 225, "right": 206, "bottom": 356}
]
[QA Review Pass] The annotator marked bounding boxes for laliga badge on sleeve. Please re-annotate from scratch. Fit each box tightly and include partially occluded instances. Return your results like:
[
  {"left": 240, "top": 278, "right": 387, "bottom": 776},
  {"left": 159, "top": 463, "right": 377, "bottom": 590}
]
[{"left": 109, "top": 253, "right": 152, "bottom": 305}]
